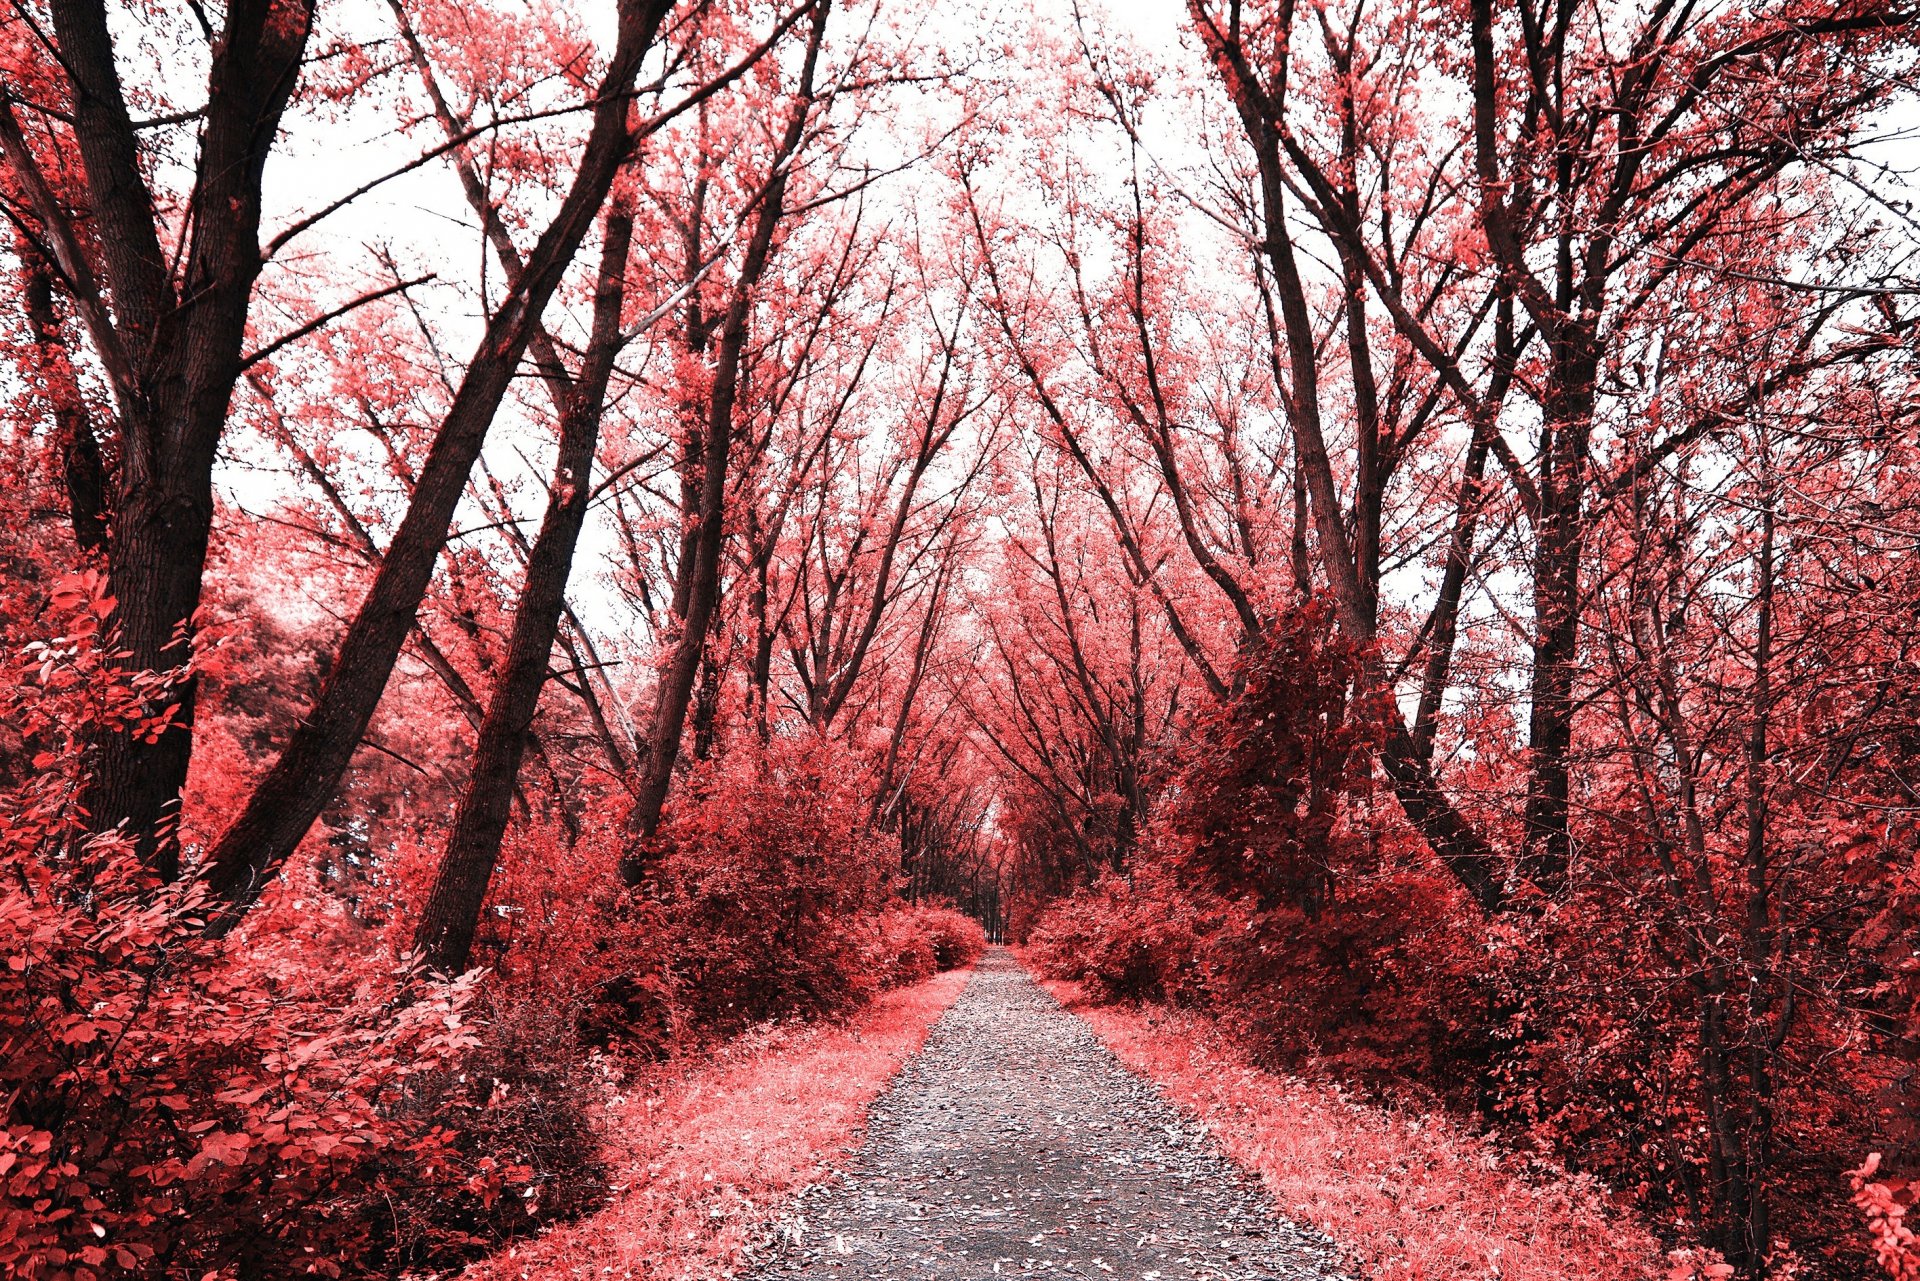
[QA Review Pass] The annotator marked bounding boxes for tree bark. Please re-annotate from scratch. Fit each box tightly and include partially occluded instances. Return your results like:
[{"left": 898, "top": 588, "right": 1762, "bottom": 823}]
[
  {"left": 203, "top": 0, "right": 669, "bottom": 918},
  {"left": 413, "top": 211, "right": 633, "bottom": 975}
]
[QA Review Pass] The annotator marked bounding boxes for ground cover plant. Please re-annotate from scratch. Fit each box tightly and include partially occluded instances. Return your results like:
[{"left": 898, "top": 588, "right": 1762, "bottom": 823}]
[{"left": 1038, "top": 973, "right": 1668, "bottom": 1281}]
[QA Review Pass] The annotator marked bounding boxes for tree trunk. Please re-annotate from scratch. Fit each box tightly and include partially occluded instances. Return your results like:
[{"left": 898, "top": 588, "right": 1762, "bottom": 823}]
[
  {"left": 1519, "top": 350, "right": 1598, "bottom": 891},
  {"left": 203, "top": 0, "right": 668, "bottom": 919},
  {"left": 1734, "top": 442, "right": 1779, "bottom": 1275},
  {"left": 413, "top": 211, "right": 633, "bottom": 975},
  {"left": 28, "top": 0, "right": 316, "bottom": 879},
  {"left": 21, "top": 254, "right": 108, "bottom": 553},
  {"left": 1195, "top": 29, "right": 1508, "bottom": 913},
  {"left": 690, "top": 647, "right": 722, "bottom": 761},
  {"left": 85, "top": 487, "right": 212, "bottom": 880},
  {"left": 1377, "top": 717, "right": 1506, "bottom": 913}
]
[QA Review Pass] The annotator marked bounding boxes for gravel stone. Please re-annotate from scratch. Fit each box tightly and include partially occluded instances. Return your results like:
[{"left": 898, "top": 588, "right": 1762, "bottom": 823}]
[{"left": 750, "top": 949, "right": 1348, "bottom": 1280}]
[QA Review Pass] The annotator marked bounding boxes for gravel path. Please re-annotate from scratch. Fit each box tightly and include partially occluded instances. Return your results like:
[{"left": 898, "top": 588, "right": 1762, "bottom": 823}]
[{"left": 752, "top": 949, "right": 1347, "bottom": 1281}]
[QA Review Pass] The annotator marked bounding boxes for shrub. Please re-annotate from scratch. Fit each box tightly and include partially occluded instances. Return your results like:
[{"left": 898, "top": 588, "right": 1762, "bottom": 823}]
[
  {"left": 0, "top": 573, "right": 548, "bottom": 1280},
  {"left": 1851, "top": 1154, "right": 1920, "bottom": 1280},
  {"left": 0, "top": 856, "right": 481, "bottom": 1279},
  {"left": 1025, "top": 873, "right": 1209, "bottom": 1004},
  {"left": 912, "top": 901, "right": 988, "bottom": 970},
  {"left": 466, "top": 816, "right": 686, "bottom": 1060},
  {"left": 381, "top": 990, "right": 611, "bottom": 1269},
  {"left": 1152, "top": 601, "right": 1379, "bottom": 918},
  {"left": 867, "top": 901, "right": 987, "bottom": 988},
  {"left": 867, "top": 907, "right": 940, "bottom": 988},
  {"left": 642, "top": 738, "right": 895, "bottom": 1031}
]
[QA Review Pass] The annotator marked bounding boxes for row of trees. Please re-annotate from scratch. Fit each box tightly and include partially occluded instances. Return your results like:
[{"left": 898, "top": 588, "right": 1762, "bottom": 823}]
[
  {"left": 0, "top": 0, "right": 1002, "bottom": 1272},
  {"left": 0, "top": 0, "right": 1007, "bottom": 947},
  {"left": 999, "top": 1, "right": 1920, "bottom": 1277}
]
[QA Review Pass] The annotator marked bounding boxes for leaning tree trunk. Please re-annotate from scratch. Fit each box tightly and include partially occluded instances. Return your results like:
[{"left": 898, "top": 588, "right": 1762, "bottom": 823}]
[
  {"left": 202, "top": 0, "right": 668, "bottom": 920},
  {"left": 412, "top": 212, "right": 632, "bottom": 975}
]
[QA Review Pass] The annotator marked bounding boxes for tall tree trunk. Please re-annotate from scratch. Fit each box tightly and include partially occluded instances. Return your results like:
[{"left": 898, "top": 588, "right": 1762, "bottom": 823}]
[
  {"left": 203, "top": 0, "right": 669, "bottom": 918},
  {"left": 747, "top": 528, "right": 777, "bottom": 743},
  {"left": 1410, "top": 292, "right": 1515, "bottom": 762},
  {"left": 12, "top": 0, "right": 316, "bottom": 879},
  {"left": 390, "top": 0, "right": 636, "bottom": 787},
  {"left": 413, "top": 211, "right": 633, "bottom": 975},
  {"left": 690, "top": 647, "right": 722, "bottom": 761},
  {"left": 86, "top": 483, "right": 211, "bottom": 880},
  {"left": 619, "top": 0, "right": 830, "bottom": 872},
  {"left": 1734, "top": 437, "right": 1779, "bottom": 1273},
  {"left": 1518, "top": 348, "right": 1597, "bottom": 891}
]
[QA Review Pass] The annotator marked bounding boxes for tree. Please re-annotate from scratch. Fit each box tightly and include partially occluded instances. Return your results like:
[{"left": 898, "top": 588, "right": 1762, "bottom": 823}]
[
  {"left": 0, "top": 0, "right": 317, "bottom": 878},
  {"left": 204, "top": 0, "right": 676, "bottom": 916},
  {"left": 412, "top": 206, "right": 634, "bottom": 973},
  {"left": 621, "top": 0, "right": 835, "bottom": 862}
]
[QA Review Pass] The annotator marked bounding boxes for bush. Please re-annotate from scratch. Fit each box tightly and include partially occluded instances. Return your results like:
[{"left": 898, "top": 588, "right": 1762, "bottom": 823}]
[
  {"left": 462, "top": 817, "right": 686, "bottom": 1060},
  {"left": 0, "top": 573, "right": 569, "bottom": 1279},
  {"left": 1022, "top": 608, "right": 1493, "bottom": 1085},
  {"left": 913, "top": 902, "right": 988, "bottom": 970},
  {"left": 642, "top": 738, "right": 895, "bottom": 1032},
  {"left": 465, "top": 764, "right": 981, "bottom": 1069},
  {"left": 382, "top": 991, "right": 611, "bottom": 1268},
  {"left": 867, "top": 907, "right": 940, "bottom": 988},
  {"left": 0, "top": 856, "right": 482, "bottom": 1279},
  {"left": 868, "top": 901, "right": 987, "bottom": 988},
  {"left": 1026, "top": 873, "right": 1208, "bottom": 1004}
]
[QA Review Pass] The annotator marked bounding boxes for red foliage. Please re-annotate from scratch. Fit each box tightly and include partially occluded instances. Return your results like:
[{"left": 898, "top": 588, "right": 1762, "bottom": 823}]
[
  {"left": 0, "top": 871, "right": 487, "bottom": 1278},
  {"left": 1027, "top": 610, "right": 1485, "bottom": 1081},
  {"left": 1045, "top": 975, "right": 1668, "bottom": 1280},
  {"left": 1026, "top": 873, "right": 1201, "bottom": 1004},
  {"left": 869, "top": 900, "right": 988, "bottom": 987},
  {"left": 1020, "top": 550, "right": 1920, "bottom": 1274},
  {"left": 1153, "top": 602, "right": 1381, "bottom": 917},
  {"left": 1852, "top": 1155, "right": 1920, "bottom": 1281},
  {"left": 0, "top": 577, "right": 496, "bottom": 1279},
  {"left": 4, "top": 0, "right": 1917, "bottom": 1275},
  {"left": 640, "top": 738, "right": 899, "bottom": 1031}
]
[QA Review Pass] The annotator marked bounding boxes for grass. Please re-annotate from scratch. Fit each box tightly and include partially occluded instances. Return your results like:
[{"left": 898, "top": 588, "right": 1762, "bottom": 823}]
[
  {"left": 1036, "top": 974, "right": 1668, "bottom": 1281},
  {"left": 463, "top": 968, "right": 971, "bottom": 1281}
]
